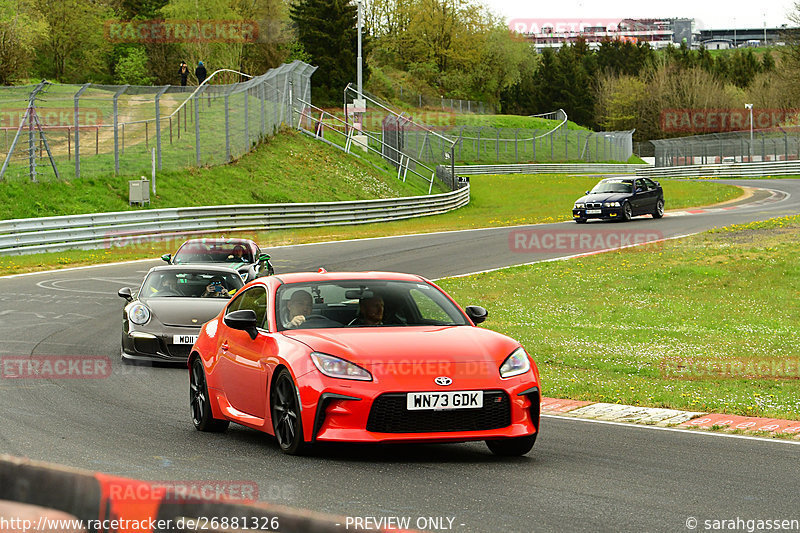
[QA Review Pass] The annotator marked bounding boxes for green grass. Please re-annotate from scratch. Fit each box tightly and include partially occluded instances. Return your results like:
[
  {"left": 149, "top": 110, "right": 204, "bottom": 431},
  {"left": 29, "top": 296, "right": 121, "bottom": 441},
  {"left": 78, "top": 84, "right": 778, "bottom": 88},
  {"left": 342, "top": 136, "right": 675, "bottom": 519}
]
[
  {"left": 453, "top": 114, "right": 589, "bottom": 132},
  {"left": 438, "top": 214, "right": 800, "bottom": 421},
  {"left": 0, "top": 129, "right": 432, "bottom": 219},
  {"left": 0, "top": 175, "right": 743, "bottom": 275}
]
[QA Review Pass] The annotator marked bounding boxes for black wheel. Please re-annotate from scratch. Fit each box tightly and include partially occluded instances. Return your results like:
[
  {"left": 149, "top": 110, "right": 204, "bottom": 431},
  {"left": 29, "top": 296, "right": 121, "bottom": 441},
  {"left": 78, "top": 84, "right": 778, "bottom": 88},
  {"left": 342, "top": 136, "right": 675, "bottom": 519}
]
[
  {"left": 486, "top": 434, "right": 537, "bottom": 457},
  {"left": 621, "top": 202, "right": 632, "bottom": 222},
  {"left": 575, "top": 218, "right": 587, "bottom": 224},
  {"left": 652, "top": 198, "right": 664, "bottom": 219},
  {"left": 190, "top": 357, "right": 229, "bottom": 432},
  {"left": 270, "top": 369, "right": 308, "bottom": 455}
]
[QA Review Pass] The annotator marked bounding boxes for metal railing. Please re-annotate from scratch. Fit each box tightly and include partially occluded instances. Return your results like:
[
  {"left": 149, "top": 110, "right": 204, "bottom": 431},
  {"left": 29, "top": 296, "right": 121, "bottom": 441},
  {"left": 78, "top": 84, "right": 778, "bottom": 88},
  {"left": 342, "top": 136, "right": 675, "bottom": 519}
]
[
  {"left": 638, "top": 160, "right": 800, "bottom": 178},
  {"left": 449, "top": 163, "right": 651, "bottom": 175},
  {"left": 0, "top": 187, "right": 470, "bottom": 255}
]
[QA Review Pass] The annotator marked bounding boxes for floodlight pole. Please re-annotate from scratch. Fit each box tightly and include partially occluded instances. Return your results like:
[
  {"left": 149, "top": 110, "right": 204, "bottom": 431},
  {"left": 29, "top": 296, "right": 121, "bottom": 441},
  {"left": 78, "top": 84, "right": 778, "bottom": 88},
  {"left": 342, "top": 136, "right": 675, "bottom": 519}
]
[
  {"left": 357, "top": 0, "right": 363, "bottom": 99},
  {"left": 745, "top": 103, "right": 753, "bottom": 160}
]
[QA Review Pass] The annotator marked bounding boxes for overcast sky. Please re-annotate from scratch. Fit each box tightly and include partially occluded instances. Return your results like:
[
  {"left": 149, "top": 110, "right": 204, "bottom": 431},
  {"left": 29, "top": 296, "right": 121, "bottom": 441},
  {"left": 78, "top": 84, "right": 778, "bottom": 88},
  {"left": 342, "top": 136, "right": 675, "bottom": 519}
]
[{"left": 487, "top": 0, "right": 798, "bottom": 29}]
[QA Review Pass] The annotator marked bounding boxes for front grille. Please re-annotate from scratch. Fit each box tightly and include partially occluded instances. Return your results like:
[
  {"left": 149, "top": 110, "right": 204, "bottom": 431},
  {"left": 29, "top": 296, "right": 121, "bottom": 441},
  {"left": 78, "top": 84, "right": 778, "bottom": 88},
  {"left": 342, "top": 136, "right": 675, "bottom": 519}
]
[
  {"left": 366, "top": 390, "right": 511, "bottom": 433},
  {"left": 586, "top": 202, "right": 603, "bottom": 208},
  {"left": 166, "top": 343, "right": 192, "bottom": 359}
]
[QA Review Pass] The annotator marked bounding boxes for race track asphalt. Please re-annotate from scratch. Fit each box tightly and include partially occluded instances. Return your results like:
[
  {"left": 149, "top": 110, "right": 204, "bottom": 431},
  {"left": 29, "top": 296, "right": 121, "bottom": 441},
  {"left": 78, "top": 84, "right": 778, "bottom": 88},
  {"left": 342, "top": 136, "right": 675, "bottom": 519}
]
[{"left": 1, "top": 179, "right": 799, "bottom": 532}]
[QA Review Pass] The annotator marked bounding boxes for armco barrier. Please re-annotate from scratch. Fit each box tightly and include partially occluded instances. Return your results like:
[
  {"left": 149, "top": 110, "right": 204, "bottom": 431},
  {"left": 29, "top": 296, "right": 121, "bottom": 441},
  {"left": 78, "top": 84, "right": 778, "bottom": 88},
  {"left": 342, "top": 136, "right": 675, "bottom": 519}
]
[
  {"left": 0, "top": 454, "right": 385, "bottom": 533},
  {"left": 0, "top": 186, "right": 470, "bottom": 256},
  {"left": 640, "top": 160, "right": 800, "bottom": 179},
  {"left": 450, "top": 163, "right": 649, "bottom": 175}
]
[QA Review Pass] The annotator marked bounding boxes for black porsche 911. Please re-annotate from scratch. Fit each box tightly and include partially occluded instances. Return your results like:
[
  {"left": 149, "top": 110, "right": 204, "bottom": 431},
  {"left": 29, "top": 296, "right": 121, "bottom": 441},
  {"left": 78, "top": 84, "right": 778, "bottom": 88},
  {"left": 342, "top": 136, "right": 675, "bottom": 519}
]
[{"left": 572, "top": 177, "right": 664, "bottom": 223}]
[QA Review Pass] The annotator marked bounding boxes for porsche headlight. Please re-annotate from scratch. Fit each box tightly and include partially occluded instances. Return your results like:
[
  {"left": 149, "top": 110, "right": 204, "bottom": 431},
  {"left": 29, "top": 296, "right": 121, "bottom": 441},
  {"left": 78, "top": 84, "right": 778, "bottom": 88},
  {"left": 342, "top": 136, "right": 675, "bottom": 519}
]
[
  {"left": 605, "top": 201, "right": 620, "bottom": 207},
  {"left": 127, "top": 303, "right": 150, "bottom": 325},
  {"left": 574, "top": 203, "right": 585, "bottom": 209},
  {"left": 310, "top": 352, "right": 372, "bottom": 381},
  {"left": 500, "top": 347, "right": 531, "bottom": 378}
]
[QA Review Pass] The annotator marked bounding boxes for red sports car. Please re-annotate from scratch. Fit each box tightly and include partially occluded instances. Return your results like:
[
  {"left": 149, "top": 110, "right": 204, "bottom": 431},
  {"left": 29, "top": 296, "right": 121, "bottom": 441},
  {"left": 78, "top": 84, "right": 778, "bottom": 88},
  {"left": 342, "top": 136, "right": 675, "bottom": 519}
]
[{"left": 189, "top": 271, "right": 541, "bottom": 456}]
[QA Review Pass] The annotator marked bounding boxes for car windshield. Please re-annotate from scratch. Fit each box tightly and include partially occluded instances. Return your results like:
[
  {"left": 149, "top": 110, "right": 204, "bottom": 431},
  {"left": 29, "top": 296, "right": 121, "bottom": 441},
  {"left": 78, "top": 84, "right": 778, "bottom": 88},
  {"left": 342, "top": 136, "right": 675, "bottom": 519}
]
[
  {"left": 140, "top": 270, "right": 244, "bottom": 298},
  {"left": 276, "top": 280, "right": 470, "bottom": 330},
  {"left": 590, "top": 181, "right": 632, "bottom": 194},
  {"left": 173, "top": 242, "right": 254, "bottom": 264}
]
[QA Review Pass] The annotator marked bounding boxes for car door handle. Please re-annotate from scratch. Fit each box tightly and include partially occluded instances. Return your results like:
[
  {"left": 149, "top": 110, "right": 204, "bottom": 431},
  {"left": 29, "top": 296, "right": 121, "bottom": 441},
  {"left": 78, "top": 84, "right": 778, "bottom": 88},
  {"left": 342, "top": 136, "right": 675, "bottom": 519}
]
[{"left": 221, "top": 341, "right": 229, "bottom": 352}]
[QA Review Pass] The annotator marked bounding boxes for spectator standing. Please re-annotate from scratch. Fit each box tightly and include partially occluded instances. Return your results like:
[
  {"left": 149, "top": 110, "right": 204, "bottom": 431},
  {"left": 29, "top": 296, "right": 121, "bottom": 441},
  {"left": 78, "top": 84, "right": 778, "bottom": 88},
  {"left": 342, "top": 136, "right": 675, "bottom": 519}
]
[
  {"left": 179, "top": 61, "right": 189, "bottom": 86},
  {"left": 195, "top": 61, "right": 207, "bottom": 85}
]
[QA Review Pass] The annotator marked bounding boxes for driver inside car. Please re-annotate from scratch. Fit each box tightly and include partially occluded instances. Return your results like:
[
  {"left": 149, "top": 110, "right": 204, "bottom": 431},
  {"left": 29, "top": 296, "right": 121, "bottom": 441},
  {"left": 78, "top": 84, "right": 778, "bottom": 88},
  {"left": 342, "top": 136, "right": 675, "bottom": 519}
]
[
  {"left": 284, "top": 290, "right": 313, "bottom": 328},
  {"left": 152, "top": 274, "right": 180, "bottom": 296}
]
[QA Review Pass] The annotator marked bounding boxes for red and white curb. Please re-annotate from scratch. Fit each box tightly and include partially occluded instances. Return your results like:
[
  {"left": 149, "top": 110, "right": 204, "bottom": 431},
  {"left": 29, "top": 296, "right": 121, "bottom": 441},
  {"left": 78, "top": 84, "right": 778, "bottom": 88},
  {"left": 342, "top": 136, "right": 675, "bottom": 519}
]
[
  {"left": 542, "top": 397, "right": 800, "bottom": 438},
  {"left": 665, "top": 187, "right": 789, "bottom": 217}
]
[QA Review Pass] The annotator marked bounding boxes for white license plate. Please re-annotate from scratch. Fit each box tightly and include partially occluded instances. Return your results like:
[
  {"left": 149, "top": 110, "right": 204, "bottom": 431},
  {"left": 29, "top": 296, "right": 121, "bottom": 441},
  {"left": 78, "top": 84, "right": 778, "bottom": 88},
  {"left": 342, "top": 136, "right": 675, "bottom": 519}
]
[
  {"left": 586, "top": 209, "right": 602, "bottom": 214},
  {"left": 172, "top": 335, "right": 198, "bottom": 345},
  {"left": 406, "top": 391, "right": 483, "bottom": 410}
]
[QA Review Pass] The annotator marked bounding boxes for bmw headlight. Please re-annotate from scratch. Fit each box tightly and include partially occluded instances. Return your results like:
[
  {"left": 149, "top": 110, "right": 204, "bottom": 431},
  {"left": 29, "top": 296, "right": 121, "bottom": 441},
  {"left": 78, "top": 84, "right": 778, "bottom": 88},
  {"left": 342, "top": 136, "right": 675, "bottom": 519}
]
[
  {"left": 499, "top": 347, "right": 531, "bottom": 378},
  {"left": 127, "top": 303, "right": 151, "bottom": 325},
  {"left": 310, "top": 352, "right": 372, "bottom": 381},
  {"left": 605, "top": 201, "right": 620, "bottom": 207},
  {"left": 574, "top": 203, "right": 585, "bottom": 209}
]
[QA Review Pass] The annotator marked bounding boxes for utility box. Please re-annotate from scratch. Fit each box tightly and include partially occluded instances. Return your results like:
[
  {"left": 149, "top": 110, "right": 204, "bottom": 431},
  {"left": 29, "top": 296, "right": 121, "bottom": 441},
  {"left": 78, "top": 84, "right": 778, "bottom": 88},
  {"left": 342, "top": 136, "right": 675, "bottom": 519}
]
[{"left": 129, "top": 178, "right": 150, "bottom": 206}]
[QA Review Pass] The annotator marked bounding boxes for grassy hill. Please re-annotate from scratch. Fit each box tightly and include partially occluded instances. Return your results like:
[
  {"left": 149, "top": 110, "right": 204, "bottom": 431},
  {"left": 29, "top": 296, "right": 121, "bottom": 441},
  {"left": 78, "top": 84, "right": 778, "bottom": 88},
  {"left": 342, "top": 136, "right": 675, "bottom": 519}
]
[{"left": 0, "top": 130, "right": 435, "bottom": 220}]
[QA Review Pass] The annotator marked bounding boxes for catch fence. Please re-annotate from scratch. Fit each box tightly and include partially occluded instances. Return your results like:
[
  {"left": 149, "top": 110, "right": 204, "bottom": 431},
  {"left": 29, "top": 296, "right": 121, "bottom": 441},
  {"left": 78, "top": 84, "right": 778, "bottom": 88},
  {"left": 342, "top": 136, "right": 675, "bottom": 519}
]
[
  {"left": 0, "top": 61, "right": 316, "bottom": 182},
  {"left": 651, "top": 127, "right": 800, "bottom": 167}
]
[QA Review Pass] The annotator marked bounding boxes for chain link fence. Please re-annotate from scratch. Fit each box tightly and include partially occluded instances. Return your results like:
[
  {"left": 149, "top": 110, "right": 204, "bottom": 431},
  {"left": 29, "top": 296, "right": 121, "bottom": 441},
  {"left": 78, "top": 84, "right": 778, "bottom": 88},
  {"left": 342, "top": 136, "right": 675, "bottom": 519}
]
[
  {"left": 394, "top": 87, "right": 495, "bottom": 115},
  {"left": 651, "top": 127, "right": 800, "bottom": 167},
  {"left": 405, "top": 126, "right": 634, "bottom": 164},
  {"left": 0, "top": 61, "right": 316, "bottom": 182}
]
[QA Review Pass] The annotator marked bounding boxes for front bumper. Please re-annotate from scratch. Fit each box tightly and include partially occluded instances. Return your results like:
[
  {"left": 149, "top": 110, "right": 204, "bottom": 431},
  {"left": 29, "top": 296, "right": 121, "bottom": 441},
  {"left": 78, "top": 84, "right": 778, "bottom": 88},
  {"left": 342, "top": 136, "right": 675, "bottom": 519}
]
[
  {"left": 296, "top": 372, "right": 540, "bottom": 444},
  {"left": 121, "top": 325, "right": 202, "bottom": 363},
  {"left": 572, "top": 207, "right": 623, "bottom": 220}
]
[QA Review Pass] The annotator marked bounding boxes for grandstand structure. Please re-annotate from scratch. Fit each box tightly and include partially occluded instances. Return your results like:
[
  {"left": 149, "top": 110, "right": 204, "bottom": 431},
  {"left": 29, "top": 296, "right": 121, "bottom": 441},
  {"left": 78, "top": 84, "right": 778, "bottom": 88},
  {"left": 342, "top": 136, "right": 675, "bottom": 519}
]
[{"left": 514, "top": 17, "right": 791, "bottom": 51}]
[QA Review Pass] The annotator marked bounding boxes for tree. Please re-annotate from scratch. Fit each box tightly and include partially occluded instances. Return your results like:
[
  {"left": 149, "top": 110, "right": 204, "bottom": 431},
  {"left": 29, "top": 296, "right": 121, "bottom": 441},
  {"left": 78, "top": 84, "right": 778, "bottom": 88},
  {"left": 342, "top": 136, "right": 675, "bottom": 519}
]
[
  {"left": 289, "top": 0, "right": 367, "bottom": 104},
  {"left": 33, "top": 0, "right": 114, "bottom": 82},
  {"left": 0, "top": 0, "right": 45, "bottom": 84}
]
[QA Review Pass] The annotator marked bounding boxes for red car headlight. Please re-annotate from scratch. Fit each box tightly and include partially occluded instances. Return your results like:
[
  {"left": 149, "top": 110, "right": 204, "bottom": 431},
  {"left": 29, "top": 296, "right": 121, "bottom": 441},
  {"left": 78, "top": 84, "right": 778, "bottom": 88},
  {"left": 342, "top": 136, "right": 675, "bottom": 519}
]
[
  {"left": 500, "top": 347, "right": 531, "bottom": 378},
  {"left": 310, "top": 352, "right": 372, "bottom": 381}
]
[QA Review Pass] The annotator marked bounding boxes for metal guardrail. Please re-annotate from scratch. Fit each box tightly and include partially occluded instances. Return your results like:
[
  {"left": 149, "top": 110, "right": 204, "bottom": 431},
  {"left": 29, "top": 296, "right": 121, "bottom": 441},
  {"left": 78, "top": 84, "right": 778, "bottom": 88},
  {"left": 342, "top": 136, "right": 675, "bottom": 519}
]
[
  {"left": 0, "top": 186, "right": 470, "bottom": 255},
  {"left": 639, "top": 160, "right": 800, "bottom": 178},
  {"left": 450, "top": 163, "right": 651, "bottom": 175}
]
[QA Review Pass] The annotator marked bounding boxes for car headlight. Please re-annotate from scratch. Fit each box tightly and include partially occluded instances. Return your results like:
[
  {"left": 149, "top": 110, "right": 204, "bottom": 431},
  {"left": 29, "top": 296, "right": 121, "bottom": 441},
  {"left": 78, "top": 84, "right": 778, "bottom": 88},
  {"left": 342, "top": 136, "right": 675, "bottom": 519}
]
[
  {"left": 605, "top": 201, "right": 620, "bottom": 207},
  {"left": 499, "top": 347, "right": 531, "bottom": 378},
  {"left": 574, "top": 203, "right": 585, "bottom": 209},
  {"left": 127, "top": 303, "right": 150, "bottom": 325},
  {"left": 310, "top": 352, "right": 372, "bottom": 381}
]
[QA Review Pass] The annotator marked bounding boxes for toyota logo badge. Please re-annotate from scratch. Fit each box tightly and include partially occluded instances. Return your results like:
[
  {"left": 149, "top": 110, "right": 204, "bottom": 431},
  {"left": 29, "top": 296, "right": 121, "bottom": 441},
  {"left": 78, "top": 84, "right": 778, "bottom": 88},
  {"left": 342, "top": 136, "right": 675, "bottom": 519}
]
[{"left": 435, "top": 376, "right": 453, "bottom": 386}]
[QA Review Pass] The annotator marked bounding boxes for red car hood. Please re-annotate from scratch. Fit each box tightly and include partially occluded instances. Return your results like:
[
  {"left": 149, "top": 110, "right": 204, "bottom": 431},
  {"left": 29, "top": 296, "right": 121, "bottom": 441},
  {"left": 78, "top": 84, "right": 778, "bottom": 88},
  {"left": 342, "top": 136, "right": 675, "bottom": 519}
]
[{"left": 284, "top": 326, "right": 520, "bottom": 376}]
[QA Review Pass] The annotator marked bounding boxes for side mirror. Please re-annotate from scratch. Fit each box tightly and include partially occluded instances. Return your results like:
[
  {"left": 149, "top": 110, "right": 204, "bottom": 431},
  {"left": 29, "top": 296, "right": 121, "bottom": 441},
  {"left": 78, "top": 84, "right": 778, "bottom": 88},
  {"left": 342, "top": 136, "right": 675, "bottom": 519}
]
[
  {"left": 118, "top": 287, "right": 133, "bottom": 302},
  {"left": 585, "top": 190, "right": 590, "bottom": 195},
  {"left": 223, "top": 309, "right": 259, "bottom": 339},
  {"left": 465, "top": 305, "right": 488, "bottom": 325},
  {"left": 258, "top": 253, "right": 271, "bottom": 262},
  {"left": 161, "top": 253, "right": 172, "bottom": 263}
]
